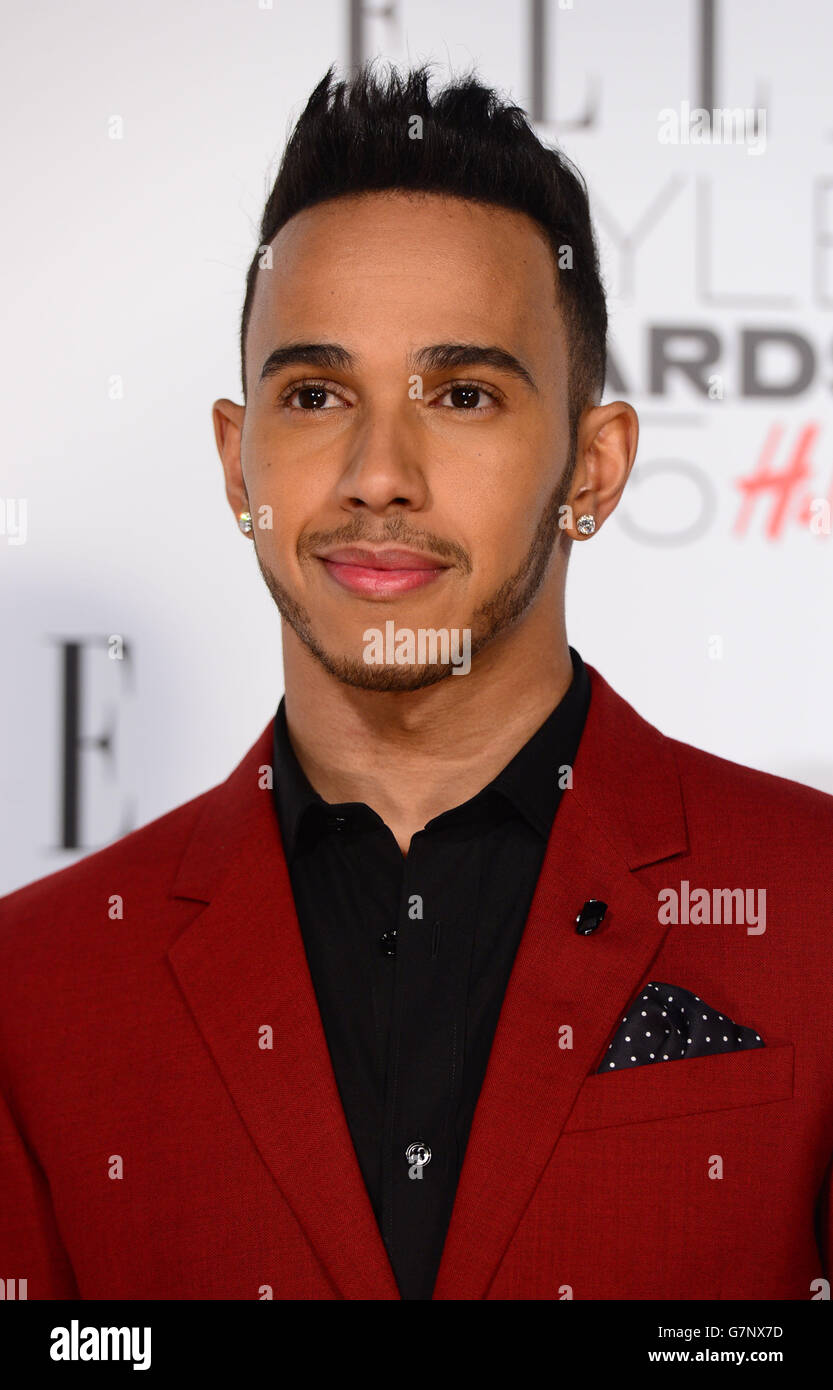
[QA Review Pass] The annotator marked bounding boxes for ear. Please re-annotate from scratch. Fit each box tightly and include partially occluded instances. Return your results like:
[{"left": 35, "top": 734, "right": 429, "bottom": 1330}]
[
  {"left": 567, "top": 401, "right": 639, "bottom": 537},
  {"left": 212, "top": 398, "right": 248, "bottom": 522}
]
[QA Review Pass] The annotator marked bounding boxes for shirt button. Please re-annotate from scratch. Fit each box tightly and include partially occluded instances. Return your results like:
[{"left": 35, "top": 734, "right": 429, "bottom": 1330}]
[
  {"left": 405, "top": 1142, "right": 431, "bottom": 1168},
  {"left": 379, "top": 929, "right": 397, "bottom": 956}
]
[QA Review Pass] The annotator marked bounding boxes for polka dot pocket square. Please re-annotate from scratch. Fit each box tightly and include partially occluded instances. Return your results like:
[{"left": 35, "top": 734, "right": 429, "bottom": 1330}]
[{"left": 597, "top": 981, "right": 764, "bottom": 1072}]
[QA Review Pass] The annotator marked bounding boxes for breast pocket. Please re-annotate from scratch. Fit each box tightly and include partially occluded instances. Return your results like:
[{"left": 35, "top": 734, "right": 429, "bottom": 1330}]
[{"left": 562, "top": 1037, "right": 795, "bottom": 1133}]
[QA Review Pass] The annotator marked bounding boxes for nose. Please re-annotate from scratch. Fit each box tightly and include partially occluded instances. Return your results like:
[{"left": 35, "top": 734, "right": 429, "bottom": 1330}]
[{"left": 335, "top": 405, "right": 430, "bottom": 516}]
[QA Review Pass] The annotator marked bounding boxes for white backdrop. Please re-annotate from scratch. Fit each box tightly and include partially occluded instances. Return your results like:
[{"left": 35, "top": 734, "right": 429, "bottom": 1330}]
[{"left": 2, "top": 0, "right": 832, "bottom": 896}]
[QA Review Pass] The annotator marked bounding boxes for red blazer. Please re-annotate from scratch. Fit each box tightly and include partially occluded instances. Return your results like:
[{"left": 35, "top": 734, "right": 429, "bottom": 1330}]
[{"left": 2, "top": 663, "right": 833, "bottom": 1301}]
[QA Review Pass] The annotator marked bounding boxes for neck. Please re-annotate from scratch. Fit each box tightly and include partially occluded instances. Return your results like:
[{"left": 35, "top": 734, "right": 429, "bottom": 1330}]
[{"left": 281, "top": 598, "right": 572, "bottom": 855}]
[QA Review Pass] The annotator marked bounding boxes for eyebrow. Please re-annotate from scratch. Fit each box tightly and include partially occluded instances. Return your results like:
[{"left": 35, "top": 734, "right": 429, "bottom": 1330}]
[{"left": 258, "top": 341, "right": 539, "bottom": 393}]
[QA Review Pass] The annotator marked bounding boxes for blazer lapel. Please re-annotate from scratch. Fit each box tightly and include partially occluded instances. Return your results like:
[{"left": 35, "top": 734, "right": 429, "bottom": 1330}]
[
  {"left": 432, "top": 666, "right": 690, "bottom": 1299},
  {"left": 167, "top": 728, "right": 400, "bottom": 1300}
]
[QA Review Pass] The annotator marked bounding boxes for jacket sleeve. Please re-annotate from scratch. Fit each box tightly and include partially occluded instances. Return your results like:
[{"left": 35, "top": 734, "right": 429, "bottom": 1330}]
[{"left": 0, "top": 1083, "right": 79, "bottom": 1299}]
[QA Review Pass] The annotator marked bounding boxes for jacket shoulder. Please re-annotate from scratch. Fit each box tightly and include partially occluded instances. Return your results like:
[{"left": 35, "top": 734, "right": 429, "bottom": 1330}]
[
  {"left": 0, "top": 712, "right": 274, "bottom": 969},
  {"left": 667, "top": 731, "right": 833, "bottom": 830},
  {"left": 0, "top": 783, "right": 216, "bottom": 928}
]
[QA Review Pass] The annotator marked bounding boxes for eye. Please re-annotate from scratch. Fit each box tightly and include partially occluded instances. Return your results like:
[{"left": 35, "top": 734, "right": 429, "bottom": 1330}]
[
  {"left": 278, "top": 379, "right": 350, "bottom": 411},
  {"left": 432, "top": 381, "right": 501, "bottom": 412}
]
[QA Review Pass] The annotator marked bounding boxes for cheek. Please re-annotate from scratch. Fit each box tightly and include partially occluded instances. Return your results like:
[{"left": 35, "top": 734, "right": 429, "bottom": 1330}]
[
  {"left": 244, "top": 444, "right": 328, "bottom": 551},
  {"left": 459, "top": 454, "right": 551, "bottom": 562}
]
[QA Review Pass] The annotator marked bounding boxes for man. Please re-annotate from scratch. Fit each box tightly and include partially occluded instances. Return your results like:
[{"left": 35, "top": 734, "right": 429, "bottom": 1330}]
[{"left": 2, "top": 62, "right": 832, "bottom": 1303}]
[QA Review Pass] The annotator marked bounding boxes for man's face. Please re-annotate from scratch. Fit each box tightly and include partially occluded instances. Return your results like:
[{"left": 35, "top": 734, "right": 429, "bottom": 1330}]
[{"left": 231, "top": 191, "right": 576, "bottom": 690}]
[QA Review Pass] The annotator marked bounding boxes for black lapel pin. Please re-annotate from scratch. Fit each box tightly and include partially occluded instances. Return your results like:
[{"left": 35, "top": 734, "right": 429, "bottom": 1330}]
[{"left": 575, "top": 900, "right": 608, "bottom": 935}]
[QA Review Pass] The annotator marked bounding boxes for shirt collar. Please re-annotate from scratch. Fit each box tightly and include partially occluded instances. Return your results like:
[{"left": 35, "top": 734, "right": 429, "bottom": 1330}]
[{"left": 271, "top": 646, "right": 590, "bottom": 859}]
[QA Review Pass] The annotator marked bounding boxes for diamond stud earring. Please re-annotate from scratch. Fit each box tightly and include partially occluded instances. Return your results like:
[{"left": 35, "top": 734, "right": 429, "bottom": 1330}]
[
  {"left": 238, "top": 511, "right": 253, "bottom": 535},
  {"left": 576, "top": 514, "right": 596, "bottom": 536}
]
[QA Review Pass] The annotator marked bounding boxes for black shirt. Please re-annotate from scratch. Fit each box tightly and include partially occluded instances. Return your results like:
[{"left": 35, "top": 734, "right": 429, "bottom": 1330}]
[{"left": 270, "top": 645, "right": 591, "bottom": 1299}]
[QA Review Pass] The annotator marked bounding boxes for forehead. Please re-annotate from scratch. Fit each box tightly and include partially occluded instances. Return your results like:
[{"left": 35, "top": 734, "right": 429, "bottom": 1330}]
[{"left": 246, "top": 191, "right": 564, "bottom": 374}]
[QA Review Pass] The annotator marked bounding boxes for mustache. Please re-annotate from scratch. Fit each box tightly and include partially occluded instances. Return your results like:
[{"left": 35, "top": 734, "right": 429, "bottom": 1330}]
[{"left": 299, "top": 518, "right": 472, "bottom": 573}]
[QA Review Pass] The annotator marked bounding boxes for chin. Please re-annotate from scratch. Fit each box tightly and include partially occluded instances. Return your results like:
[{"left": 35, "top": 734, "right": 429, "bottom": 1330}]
[{"left": 315, "top": 653, "right": 463, "bottom": 693}]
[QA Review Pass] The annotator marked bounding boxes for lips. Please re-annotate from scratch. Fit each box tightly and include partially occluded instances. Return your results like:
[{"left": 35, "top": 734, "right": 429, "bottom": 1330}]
[{"left": 316, "top": 546, "right": 450, "bottom": 596}]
